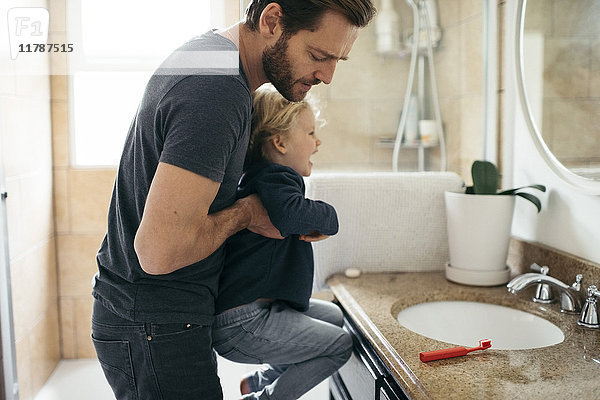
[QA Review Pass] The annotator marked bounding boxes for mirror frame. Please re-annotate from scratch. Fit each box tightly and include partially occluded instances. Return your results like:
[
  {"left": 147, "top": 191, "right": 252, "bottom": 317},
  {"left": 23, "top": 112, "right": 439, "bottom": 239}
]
[{"left": 515, "top": 0, "right": 600, "bottom": 195}]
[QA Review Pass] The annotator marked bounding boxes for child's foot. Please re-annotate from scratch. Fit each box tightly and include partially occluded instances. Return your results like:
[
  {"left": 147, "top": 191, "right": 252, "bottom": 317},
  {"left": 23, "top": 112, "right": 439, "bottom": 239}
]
[{"left": 240, "top": 377, "right": 252, "bottom": 395}]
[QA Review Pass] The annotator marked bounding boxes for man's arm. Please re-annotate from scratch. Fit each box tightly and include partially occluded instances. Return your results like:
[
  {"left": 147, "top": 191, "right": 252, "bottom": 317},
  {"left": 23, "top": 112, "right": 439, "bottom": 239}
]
[{"left": 134, "top": 162, "right": 281, "bottom": 275}]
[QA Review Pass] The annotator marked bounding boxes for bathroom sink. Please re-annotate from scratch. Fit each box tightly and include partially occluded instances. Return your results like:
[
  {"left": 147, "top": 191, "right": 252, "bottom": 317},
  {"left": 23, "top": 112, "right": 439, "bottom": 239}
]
[{"left": 396, "top": 301, "right": 564, "bottom": 350}]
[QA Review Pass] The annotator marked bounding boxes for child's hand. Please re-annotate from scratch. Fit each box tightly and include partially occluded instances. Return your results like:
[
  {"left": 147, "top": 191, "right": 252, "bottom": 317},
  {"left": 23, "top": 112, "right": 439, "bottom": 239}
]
[{"left": 299, "top": 231, "right": 330, "bottom": 242}]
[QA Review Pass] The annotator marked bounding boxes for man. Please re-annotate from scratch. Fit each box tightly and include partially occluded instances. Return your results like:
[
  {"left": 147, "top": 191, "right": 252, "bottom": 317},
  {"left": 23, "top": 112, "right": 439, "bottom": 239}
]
[{"left": 91, "top": 1, "right": 376, "bottom": 399}]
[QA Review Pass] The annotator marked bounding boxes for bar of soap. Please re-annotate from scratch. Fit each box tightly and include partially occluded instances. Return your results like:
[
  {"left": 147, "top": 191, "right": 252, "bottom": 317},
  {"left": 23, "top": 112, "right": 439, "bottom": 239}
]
[{"left": 344, "top": 268, "right": 361, "bottom": 278}]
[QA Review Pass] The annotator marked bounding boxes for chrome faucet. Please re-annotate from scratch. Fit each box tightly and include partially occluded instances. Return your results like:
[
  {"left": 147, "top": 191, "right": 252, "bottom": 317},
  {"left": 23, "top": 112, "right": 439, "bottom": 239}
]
[
  {"left": 578, "top": 285, "right": 600, "bottom": 329},
  {"left": 507, "top": 273, "right": 585, "bottom": 313}
]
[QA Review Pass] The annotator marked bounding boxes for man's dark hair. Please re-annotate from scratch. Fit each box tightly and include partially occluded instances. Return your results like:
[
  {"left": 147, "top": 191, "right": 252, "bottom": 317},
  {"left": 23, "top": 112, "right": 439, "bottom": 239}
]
[{"left": 245, "top": 0, "right": 376, "bottom": 34}]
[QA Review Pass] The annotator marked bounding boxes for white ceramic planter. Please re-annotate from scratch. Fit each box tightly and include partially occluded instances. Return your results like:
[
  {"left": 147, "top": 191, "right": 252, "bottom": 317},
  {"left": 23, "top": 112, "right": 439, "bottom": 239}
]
[{"left": 444, "top": 191, "right": 515, "bottom": 271}]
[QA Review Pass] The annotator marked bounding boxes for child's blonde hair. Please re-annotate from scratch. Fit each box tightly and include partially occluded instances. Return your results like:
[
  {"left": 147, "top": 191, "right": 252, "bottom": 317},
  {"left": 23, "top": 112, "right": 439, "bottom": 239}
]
[{"left": 246, "top": 83, "right": 322, "bottom": 166}]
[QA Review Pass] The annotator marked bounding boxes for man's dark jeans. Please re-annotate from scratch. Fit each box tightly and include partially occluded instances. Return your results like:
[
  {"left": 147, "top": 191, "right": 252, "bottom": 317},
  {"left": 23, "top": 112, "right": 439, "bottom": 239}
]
[{"left": 91, "top": 300, "right": 222, "bottom": 400}]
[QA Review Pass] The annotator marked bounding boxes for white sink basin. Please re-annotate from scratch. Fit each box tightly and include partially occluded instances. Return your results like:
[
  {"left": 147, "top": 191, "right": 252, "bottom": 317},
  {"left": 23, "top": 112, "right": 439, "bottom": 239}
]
[{"left": 396, "top": 301, "right": 564, "bottom": 350}]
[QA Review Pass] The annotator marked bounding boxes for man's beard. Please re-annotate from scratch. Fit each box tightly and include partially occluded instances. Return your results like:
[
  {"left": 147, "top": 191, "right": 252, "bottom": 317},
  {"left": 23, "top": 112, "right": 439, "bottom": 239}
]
[{"left": 262, "top": 33, "right": 318, "bottom": 102}]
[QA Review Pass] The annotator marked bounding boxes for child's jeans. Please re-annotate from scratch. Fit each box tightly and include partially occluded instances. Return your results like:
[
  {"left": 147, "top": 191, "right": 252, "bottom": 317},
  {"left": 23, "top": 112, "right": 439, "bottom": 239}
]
[{"left": 212, "top": 298, "right": 352, "bottom": 400}]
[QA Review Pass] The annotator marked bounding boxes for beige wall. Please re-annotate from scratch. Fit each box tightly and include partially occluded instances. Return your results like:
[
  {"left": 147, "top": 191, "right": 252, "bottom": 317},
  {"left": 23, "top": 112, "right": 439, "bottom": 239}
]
[
  {"left": 0, "top": 0, "right": 60, "bottom": 398},
  {"left": 309, "top": 0, "right": 486, "bottom": 179},
  {"left": 48, "top": 2, "right": 116, "bottom": 363}
]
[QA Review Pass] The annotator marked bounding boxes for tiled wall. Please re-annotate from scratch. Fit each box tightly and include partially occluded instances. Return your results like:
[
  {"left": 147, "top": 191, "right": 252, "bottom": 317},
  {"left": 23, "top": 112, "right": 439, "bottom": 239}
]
[
  {"left": 48, "top": 2, "right": 116, "bottom": 363},
  {"left": 46, "top": 0, "right": 490, "bottom": 366},
  {"left": 310, "top": 0, "right": 486, "bottom": 180},
  {"left": 524, "top": 0, "right": 600, "bottom": 169},
  {"left": 0, "top": 0, "right": 60, "bottom": 398}
]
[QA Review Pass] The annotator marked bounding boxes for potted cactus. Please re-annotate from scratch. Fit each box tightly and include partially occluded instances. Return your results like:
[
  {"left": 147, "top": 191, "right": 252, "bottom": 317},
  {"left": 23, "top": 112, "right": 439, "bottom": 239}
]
[{"left": 444, "top": 161, "right": 546, "bottom": 286}]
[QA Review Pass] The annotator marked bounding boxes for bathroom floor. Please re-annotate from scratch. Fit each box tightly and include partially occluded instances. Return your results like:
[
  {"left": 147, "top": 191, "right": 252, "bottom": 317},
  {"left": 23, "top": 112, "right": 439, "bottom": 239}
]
[{"left": 34, "top": 357, "right": 329, "bottom": 400}]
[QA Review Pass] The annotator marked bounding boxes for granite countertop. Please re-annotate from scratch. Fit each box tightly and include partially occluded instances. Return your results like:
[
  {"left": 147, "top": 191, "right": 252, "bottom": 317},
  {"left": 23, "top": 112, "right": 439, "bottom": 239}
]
[{"left": 327, "top": 271, "right": 600, "bottom": 400}]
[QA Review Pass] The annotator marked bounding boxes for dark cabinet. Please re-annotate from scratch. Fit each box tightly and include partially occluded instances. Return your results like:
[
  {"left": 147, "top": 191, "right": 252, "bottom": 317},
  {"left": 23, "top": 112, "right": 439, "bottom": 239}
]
[{"left": 329, "top": 310, "right": 409, "bottom": 400}]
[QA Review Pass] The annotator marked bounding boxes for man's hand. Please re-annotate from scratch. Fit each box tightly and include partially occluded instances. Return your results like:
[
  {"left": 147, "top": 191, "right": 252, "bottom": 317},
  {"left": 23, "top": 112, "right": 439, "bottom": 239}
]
[
  {"left": 239, "top": 194, "right": 283, "bottom": 239},
  {"left": 299, "top": 230, "right": 330, "bottom": 242}
]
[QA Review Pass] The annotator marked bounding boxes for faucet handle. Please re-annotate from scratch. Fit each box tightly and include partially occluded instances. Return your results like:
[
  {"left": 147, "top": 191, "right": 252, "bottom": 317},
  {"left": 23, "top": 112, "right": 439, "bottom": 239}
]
[
  {"left": 559, "top": 274, "right": 585, "bottom": 313},
  {"left": 586, "top": 285, "right": 600, "bottom": 298},
  {"left": 530, "top": 263, "right": 554, "bottom": 304},
  {"left": 577, "top": 285, "right": 600, "bottom": 329},
  {"left": 572, "top": 274, "right": 583, "bottom": 291},
  {"left": 530, "top": 263, "right": 549, "bottom": 274}
]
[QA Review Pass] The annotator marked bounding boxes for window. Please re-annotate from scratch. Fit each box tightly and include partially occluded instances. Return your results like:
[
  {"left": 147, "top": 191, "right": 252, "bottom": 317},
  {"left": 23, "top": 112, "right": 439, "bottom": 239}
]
[{"left": 68, "top": 0, "right": 226, "bottom": 166}]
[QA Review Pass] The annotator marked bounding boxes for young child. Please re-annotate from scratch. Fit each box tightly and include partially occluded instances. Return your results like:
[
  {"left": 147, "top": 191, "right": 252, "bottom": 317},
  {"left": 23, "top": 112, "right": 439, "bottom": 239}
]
[{"left": 212, "top": 84, "right": 352, "bottom": 400}]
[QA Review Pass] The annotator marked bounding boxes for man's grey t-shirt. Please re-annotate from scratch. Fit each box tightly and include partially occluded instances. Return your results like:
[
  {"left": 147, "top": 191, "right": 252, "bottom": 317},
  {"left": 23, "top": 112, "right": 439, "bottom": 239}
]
[{"left": 93, "top": 31, "right": 251, "bottom": 324}]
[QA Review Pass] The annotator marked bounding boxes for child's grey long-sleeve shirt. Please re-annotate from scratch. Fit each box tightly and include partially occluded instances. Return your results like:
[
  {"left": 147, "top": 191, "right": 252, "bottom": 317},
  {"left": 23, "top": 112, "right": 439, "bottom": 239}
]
[{"left": 215, "top": 162, "right": 339, "bottom": 313}]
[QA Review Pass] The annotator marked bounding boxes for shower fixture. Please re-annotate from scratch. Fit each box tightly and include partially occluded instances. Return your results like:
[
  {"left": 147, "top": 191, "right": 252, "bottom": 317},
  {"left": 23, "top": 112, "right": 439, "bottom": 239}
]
[{"left": 390, "top": 0, "right": 447, "bottom": 172}]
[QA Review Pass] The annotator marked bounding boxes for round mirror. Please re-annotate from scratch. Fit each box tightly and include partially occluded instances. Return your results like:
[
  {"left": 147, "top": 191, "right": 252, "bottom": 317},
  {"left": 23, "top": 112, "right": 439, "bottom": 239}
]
[{"left": 515, "top": 0, "right": 600, "bottom": 194}]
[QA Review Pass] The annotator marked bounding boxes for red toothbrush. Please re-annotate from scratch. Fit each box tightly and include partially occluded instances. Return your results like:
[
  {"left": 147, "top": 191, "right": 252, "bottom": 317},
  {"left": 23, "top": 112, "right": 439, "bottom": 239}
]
[{"left": 419, "top": 339, "right": 492, "bottom": 362}]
